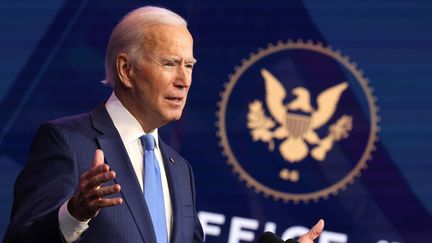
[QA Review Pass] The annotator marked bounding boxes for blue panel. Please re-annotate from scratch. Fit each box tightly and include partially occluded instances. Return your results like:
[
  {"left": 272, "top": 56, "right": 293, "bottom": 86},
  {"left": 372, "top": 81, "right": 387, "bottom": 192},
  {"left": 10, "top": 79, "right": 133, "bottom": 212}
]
[{"left": 1, "top": 0, "right": 431, "bottom": 242}]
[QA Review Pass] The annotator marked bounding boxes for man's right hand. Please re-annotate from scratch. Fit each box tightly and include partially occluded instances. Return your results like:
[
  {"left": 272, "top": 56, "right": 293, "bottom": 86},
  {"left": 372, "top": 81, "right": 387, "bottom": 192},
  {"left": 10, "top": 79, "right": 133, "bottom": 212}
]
[{"left": 68, "top": 149, "right": 123, "bottom": 221}]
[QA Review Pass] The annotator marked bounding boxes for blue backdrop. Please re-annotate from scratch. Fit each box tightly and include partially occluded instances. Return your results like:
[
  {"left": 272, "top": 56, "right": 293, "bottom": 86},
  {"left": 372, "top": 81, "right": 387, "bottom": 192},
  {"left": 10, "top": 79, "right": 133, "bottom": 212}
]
[{"left": 1, "top": 1, "right": 431, "bottom": 242}]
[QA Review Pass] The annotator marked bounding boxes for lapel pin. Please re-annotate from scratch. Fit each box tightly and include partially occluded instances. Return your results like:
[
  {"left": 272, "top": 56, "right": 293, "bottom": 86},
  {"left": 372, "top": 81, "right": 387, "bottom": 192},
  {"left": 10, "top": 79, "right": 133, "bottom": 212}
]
[{"left": 169, "top": 157, "right": 175, "bottom": 164}]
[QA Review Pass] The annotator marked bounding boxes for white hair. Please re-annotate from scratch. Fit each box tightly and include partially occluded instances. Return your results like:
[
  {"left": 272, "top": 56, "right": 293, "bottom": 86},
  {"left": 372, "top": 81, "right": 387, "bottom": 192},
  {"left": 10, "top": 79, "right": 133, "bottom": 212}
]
[{"left": 102, "top": 6, "right": 187, "bottom": 87}]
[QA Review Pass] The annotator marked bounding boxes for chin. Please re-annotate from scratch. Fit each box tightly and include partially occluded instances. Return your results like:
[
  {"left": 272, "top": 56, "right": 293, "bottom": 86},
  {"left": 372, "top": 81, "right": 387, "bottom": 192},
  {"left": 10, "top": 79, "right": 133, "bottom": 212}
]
[
  {"left": 163, "top": 112, "right": 183, "bottom": 123},
  {"left": 171, "top": 114, "right": 183, "bottom": 121}
]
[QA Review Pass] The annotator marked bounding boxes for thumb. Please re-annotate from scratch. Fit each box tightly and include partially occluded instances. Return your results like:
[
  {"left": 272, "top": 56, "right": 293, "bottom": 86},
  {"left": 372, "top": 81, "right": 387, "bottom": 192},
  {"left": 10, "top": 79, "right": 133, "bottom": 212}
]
[
  {"left": 298, "top": 219, "right": 325, "bottom": 243},
  {"left": 92, "top": 149, "right": 104, "bottom": 168},
  {"left": 307, "top": 219, "right": 324, "bottom": 240}
]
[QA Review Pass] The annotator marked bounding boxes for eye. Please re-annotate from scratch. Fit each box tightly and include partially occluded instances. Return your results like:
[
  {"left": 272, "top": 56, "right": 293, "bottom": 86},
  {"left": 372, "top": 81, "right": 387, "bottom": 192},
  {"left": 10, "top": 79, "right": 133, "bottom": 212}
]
[
  {"left": 164, "top": 61, "right": 176, "bottom": 67},
  {"left": 161, "top": 61, "right": 177, "bottom": 71},
  {"left": 185, "top": 63, "right": 194, "bottom": 70}
]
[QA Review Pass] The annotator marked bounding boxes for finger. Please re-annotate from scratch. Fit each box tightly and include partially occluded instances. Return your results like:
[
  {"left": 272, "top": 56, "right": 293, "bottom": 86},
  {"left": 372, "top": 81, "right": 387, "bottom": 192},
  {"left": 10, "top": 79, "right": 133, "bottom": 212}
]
[
  {"left": 92, "top": 197, "right": 123, "bottom": 209},
  {"left": 85, "top": 170, "right": 117, "bottom": 190},
  {"left": 92, "top": 149, "right": 104, "bottom": 168},
  {"left": 88, "top": 184, "right": 121, "bottom": 200},
  {"left": 68, "top": 197, "right": 123, "bottom": 221},
  {"left": 308, "top": 219, "right": 325, "bottom": 240},
  {"left": 80, "top": 163, "right": 110, "bottom": 182}
]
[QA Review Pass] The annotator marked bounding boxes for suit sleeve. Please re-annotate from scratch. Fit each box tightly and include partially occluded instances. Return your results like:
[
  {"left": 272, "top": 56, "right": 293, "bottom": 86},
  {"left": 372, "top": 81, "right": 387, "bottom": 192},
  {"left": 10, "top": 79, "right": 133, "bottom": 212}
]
[{"left": 4, "top": 123, "right": 78, "bottom": 243}]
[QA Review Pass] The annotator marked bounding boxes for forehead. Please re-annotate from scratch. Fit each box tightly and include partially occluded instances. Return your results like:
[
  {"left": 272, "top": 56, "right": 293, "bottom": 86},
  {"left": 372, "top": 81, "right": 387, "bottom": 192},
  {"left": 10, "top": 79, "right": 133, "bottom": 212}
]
[{"left": 143, "top": 24, "right": 194, "bottom": 57}]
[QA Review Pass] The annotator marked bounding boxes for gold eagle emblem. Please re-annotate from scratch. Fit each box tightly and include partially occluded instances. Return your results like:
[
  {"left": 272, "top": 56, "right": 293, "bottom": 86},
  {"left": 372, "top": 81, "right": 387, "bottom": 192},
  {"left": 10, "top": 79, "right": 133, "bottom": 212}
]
[{"left": 247, "top": 68, "right": 353, "bottom": 164}]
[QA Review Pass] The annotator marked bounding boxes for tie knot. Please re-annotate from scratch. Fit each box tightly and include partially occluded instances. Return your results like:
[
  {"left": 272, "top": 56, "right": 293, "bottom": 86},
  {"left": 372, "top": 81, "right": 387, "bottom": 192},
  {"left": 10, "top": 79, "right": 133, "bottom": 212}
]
[{"left": 141, "top": 134, "right": 156, "bottom": 150}]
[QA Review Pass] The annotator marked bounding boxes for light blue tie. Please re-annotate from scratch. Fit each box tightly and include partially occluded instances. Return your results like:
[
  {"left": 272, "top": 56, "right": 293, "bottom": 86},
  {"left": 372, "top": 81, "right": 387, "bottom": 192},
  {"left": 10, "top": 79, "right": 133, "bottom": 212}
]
[{"left": 141, "top": 134, "right": 168, "bottom": 243}]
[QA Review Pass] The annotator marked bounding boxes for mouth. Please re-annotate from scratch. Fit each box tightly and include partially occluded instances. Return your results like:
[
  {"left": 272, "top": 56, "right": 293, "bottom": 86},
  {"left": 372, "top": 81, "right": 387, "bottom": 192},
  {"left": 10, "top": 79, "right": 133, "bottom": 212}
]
[{"left": 165, "top": 96, "right": 184, "bottom": 105}]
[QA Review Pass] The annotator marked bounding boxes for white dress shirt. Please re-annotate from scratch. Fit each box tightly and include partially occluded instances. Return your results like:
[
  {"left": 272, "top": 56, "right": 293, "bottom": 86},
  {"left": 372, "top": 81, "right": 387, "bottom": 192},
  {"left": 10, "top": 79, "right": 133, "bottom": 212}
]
[{"left": 59, "top": 92, "right": 173, "bottom": 242}]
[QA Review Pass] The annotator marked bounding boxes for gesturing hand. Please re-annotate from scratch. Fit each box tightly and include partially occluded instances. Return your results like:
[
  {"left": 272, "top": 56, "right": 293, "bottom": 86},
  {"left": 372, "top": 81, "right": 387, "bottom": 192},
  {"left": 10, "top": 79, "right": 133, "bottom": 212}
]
[
  {"left": 68, "top": 149, "right": 123, "bottom": 221},
  {"left": 298, "top": 219, "right": 325, "bottom": 243}
]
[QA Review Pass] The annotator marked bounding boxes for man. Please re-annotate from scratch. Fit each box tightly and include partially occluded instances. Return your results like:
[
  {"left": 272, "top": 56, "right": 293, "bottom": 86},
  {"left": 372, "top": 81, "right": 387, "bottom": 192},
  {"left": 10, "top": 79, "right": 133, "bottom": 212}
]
[{"left": 4, "top": 6, "right": 324, "bottom": 243}]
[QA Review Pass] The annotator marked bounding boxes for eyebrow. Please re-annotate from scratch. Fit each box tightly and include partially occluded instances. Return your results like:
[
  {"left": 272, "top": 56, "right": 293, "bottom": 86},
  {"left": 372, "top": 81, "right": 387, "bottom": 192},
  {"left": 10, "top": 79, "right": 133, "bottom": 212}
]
[
  {"left": 187, "top": 57, "right": 198, "bottom": 63},
  {"left": 163, "top": 56, "right": 197, "bottom": 64}
]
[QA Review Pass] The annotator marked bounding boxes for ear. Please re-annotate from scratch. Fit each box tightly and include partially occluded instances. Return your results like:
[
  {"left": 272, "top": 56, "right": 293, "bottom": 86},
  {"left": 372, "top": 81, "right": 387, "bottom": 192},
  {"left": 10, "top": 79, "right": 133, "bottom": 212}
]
[{"left": 116, "top": 53, "right": 133, "bottom": 88}]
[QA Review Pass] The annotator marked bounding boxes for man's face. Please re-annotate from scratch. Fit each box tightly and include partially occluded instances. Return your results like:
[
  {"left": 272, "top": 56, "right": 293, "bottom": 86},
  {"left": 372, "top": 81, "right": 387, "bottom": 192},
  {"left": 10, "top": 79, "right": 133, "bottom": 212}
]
[{"left": 127, "top": 24, "right": 195, "bottom": 130}]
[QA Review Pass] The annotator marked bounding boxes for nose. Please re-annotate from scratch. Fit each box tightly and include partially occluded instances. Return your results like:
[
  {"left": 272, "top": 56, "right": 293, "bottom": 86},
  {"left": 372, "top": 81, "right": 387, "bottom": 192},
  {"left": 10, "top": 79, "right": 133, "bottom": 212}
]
[{"left": 174, "top": 65, "right": 191, "bottom": 89}]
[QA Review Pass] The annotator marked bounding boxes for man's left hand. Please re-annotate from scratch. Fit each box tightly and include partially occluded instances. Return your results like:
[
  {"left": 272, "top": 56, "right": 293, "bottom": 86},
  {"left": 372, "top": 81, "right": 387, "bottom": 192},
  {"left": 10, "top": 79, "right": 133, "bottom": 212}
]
[{"left": 298, "top": 219, "right": 324, "bottom": 243}]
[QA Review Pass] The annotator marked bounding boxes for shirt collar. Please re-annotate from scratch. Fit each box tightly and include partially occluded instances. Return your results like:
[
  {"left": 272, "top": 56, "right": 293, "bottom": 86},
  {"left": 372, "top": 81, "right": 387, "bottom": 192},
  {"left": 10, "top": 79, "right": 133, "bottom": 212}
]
[{"left": 105, "top": 92, "right": 159, "bottom": 148}]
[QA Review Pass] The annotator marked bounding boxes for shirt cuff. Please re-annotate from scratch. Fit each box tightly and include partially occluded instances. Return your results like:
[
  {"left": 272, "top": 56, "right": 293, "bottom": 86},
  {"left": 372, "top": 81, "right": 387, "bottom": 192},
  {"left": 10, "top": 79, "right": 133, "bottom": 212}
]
[{"left": 58, "top": 199, "right": 90, "bottom": 242}]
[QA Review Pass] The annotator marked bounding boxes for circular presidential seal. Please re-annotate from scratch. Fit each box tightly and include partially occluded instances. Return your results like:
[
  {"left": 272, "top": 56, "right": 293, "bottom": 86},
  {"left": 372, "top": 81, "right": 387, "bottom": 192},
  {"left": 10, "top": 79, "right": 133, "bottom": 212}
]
[{"left": 216, "top": 40, "right": 379, "bottom": 203}]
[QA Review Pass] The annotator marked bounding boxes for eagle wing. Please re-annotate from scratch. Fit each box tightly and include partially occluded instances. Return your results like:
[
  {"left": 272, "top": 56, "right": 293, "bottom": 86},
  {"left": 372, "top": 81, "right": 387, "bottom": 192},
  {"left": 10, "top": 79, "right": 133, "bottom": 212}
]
[
  {"left": 311, "top": 82, "right": 348, "bottom": 129},
  {"left": 261, "top": 68, "right": 287, "bottom": 125}
]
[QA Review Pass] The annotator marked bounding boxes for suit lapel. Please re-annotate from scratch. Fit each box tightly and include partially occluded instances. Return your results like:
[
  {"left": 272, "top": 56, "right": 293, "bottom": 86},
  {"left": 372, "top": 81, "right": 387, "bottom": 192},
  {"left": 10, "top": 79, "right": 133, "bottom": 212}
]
[
  {"left": 90, "top": 104, "right": 156, "bottom": 243},
  {"left": 159, "top": 139, "right": 183, "bottom": 243}
]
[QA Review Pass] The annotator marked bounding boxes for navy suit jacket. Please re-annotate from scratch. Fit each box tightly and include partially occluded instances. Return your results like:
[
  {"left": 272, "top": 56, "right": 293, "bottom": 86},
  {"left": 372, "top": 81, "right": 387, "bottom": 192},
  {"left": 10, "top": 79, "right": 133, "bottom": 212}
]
[{"left": 4, "top": 104, "right": 204, "bottom": 243}]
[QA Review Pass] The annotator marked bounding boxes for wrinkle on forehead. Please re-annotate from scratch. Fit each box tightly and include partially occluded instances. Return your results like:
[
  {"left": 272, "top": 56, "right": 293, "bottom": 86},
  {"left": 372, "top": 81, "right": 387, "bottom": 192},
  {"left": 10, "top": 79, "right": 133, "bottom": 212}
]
[{"left": 141, "top": 24, "right": 194, "bottom": 59}]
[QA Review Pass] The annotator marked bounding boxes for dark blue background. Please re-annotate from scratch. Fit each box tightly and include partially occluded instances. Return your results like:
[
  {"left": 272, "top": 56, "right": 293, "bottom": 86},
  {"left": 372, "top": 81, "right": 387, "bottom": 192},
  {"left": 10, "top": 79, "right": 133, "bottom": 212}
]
[{"left": 1, "top": 1, "right": 431, "bottom": 242}]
